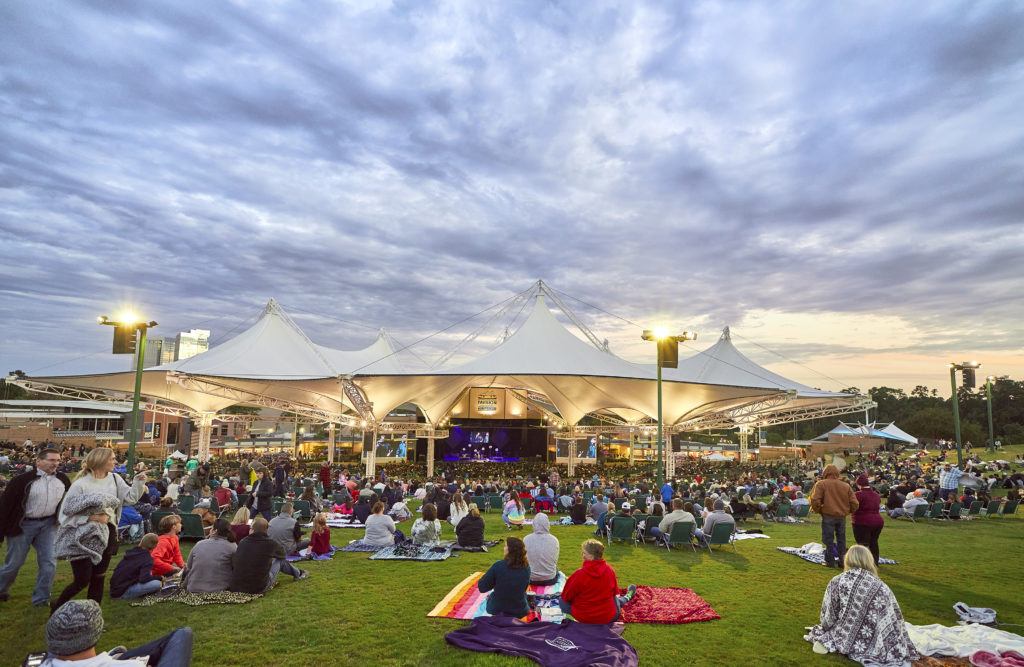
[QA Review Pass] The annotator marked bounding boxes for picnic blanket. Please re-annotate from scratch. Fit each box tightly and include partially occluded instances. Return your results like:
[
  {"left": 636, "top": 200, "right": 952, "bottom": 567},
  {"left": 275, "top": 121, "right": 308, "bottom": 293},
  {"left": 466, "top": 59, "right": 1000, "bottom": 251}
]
[
  {"left": 778, "top": 543, "right": 898, "bottom": 566},
  {"left": 130, "top": 590, "right": 262, "bottom": 607},
  {"left": 286, "top": 545, "right": 339, "bottom": 562},
  {"left": 341, "top": 539, "right": 385, "bottom": 553},
  {"left": 370, "top": 543, "right": 455, "bottom": 561},
  {"left": 429, "top": 575, "right": 719, "bottom": 625},
  {"left": 428, "top": 571, "right": 567, "bottom": 620},
  {"left": 303, "top": 518, "right": 364, "bottom": 529},
  {"left": 616, "top": 586, "right": 720, "bottom": 624},
  {"left": 733, "top": 533, "right": 770, "bottom": 541}
]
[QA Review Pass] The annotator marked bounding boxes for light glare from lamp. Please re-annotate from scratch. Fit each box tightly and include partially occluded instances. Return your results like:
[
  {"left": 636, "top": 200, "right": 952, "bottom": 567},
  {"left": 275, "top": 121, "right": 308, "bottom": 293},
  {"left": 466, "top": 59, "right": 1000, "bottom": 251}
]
[{"left": 652, "top": 326, "right": 670, "bottom": 340}]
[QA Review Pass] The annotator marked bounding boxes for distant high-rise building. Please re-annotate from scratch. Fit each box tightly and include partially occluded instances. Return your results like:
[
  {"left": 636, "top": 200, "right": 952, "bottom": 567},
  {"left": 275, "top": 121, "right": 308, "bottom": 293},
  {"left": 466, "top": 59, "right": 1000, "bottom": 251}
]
[
  {"left": 175, "top": 329, "right": 210, "bottom": 360},
  {"left": 142, "top": 336, "right": 175, "bottom": 368}
]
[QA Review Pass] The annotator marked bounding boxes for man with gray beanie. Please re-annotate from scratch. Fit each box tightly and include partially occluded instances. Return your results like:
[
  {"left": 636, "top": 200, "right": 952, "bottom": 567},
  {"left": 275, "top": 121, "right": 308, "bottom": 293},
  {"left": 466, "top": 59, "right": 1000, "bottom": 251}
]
[
  {"left": 40, "top": 599, "right": 192, "bottom": 666},
  {"left": 700, "top": 499, "right": 735, "bottom": 544}
]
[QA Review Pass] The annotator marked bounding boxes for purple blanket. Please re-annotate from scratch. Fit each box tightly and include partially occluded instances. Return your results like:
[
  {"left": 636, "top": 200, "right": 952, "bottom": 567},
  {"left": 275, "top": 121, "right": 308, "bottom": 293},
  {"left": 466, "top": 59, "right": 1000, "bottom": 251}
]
[{"left": 445, "top": 616, "right": 638, "bottom": 667}]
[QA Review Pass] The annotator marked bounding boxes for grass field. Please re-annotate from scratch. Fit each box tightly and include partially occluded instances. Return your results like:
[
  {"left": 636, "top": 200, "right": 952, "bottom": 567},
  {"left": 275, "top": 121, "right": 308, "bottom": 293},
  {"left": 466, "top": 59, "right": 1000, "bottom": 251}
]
[{"left": 3, "top": 464, "right": 1022, "bottom": 665}]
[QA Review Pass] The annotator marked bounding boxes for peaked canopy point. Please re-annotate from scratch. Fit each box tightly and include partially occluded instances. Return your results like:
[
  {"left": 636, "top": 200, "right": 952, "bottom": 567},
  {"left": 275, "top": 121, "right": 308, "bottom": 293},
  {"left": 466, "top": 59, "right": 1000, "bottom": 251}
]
[{"left": 18, "top": 288, "right": 871, "bottom": 431}]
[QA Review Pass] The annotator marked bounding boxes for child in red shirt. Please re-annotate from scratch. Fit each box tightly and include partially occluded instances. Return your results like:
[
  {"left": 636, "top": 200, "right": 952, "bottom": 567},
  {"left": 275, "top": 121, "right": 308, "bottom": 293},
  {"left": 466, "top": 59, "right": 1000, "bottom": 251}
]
[
  {"left": 310, "top": 513, "right": 332, "bottom": 556},
  {"left": 151, "top": 514, "right": 185, "bottom": 576}
]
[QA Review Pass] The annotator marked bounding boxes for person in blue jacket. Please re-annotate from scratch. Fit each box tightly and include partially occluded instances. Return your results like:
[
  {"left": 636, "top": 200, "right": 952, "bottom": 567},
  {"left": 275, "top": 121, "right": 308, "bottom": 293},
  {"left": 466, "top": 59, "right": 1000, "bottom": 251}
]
[{"left": 109, "top": 533, "right": 162, "bottom": 600}]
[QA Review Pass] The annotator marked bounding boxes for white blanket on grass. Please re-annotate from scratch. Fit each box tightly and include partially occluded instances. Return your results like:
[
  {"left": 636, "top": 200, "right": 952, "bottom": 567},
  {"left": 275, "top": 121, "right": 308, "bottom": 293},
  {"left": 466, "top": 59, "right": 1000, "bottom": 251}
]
[{"left": 906, "top": 622, "right": 1024, "bottom": 658}]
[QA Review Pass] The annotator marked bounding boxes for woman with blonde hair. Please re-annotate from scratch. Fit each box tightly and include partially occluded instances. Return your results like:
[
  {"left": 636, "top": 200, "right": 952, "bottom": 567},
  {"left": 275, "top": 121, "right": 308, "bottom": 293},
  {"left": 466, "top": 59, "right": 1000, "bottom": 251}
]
[
  {"left": 806, "top": 545, "right": 918, "bottom": 664},
  {"left": 229, "top": 506, "right": 252, "bottom": 543},
  {"left": 52, "top": 447, "right": 148, "bottom": 611}
]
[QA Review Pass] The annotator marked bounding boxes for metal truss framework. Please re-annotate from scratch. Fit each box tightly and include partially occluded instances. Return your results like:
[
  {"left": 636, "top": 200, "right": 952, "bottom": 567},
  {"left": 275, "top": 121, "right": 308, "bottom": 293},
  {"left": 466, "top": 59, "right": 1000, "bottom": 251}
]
[
  {"left": 165, "top": 372, "right": 359, "bottom": 427},
  {"left": 376, "top": 421, "right": 449, "bottom": 439},
  {"left": 11, "top": 378, "right": 199, "bottom": 420},
  {"left": 675, "top": 394, "right": 876, "bottom": 432}
]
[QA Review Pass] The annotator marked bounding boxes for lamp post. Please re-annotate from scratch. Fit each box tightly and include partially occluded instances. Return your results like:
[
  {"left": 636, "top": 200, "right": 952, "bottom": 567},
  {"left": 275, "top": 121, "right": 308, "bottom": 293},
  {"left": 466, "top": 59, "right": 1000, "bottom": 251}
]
[
  {"left": 99, "top": 313, "right": 158, "bottom": 474},
  {"left": 948, "top": 360, "right": 980, "bottom": 468},
  {"left": 641, "top": 327, "right": 695, "bottom": 489}
]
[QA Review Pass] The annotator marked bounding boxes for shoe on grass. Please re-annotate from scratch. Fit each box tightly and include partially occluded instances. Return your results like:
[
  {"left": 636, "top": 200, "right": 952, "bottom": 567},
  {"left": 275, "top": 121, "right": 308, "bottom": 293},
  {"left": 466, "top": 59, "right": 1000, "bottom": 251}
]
[
  {"left": 296, "top": 569, "right": 310, "bottom": 580},
  {"left": 624, "top": 584, "right": 637, "bottom": 602}
]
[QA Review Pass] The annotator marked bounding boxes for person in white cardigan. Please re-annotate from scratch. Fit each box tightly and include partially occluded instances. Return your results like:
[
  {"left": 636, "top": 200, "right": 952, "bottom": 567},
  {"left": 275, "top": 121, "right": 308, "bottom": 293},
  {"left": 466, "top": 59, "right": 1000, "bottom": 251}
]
[
  {"left": 449, "top": 492, "right": 470, "bottom": 528},
  {"left": 51, "top": 447, "right": 147, "bottom": 612}
]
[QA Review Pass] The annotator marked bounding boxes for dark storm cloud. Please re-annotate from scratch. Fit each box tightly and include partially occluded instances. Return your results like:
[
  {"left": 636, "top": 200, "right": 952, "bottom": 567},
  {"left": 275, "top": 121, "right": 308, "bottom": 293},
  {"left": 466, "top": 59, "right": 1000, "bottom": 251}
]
[{"left": 1, "top": 0, "right": 1022, "bottom": 384}]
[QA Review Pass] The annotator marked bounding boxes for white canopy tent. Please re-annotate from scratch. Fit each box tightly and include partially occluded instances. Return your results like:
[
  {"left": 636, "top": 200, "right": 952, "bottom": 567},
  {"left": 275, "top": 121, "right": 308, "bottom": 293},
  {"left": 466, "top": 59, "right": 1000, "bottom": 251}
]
[{"left": 15, "top": 284, "right": 872, "bottom": 467}]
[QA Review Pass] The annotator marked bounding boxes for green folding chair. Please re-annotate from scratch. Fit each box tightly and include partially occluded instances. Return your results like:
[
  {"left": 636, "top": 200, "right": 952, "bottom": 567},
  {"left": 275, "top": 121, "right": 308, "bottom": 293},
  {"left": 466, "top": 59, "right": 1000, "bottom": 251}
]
[
  {"left": 149, "top": 510, "right": 174, "bottom": 531},
  {"left": 927, "top": 501, "right": 945, "bottom": 520},
  {"left": 583, "top": 491, "right": 594, "bottom": 504},
  {"left": 632, "top": 496, "right": 648, "bottom": 513},
  {"left": 966, "top": 500, "right": 983, "bottom": 517},
  {"left": 470, "top": 496, "right": 488, "bottom": 513},
  {"left": 271, "top": 498, "right": 285, "bottom": 516},
  {"left": 292, "top": 500, "right": 312, "bottom": 521},
  {"left": 1000, "top": 499, "right": 1019, "bottom": 517},
  {"left": 792, "top": 504, "right": 810, "bottom": 519},
  {"left": 607, "top": 516, "right": 638, "bottom": 546},
  {"left": 665, "top": 521, "right": 696, "bottom": 552},
  {"left": 179, "top": 513, "right": 207, "bottom": 541},
  {"left": 488, "top": 494, "right": 503, "bottom": 512},
  {"left": 705, "top": 521, "right": 736, "bottom": 553},
  {"left": 907, "top": 503, "right": 928, "bottom": 522},
  {"left": 521, "top": 497, "right": 533, "bottom": 513},
  {"left": 207, "top": 496, "right": 220, "bottom": 513},
  {"left": 943, "top": 502, "right": 961, "bottom": 520},
  {"left": 984, "top": 500, "right": 1002, "bottom": 517},
  {"left": 177, "top": 495, "right": 195, "bottom": 512},
  {"left": 612, "top": 498, "right": 627, "bottom": 511},
  {"left": 773, "top": 504, "right": 791, "bottom": 522}
]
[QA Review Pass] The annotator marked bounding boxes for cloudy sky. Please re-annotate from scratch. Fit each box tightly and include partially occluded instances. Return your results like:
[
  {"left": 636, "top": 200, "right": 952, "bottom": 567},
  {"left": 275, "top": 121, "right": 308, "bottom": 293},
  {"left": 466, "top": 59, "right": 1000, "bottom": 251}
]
[{"left": 1, "top": 0, "right": 1022, "bottom": 393}]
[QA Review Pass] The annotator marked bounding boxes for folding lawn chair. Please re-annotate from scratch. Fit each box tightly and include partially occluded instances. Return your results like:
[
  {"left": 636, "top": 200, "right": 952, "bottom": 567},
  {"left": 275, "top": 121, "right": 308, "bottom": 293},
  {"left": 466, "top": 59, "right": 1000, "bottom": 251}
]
[
  {"left": 705, "top": 522, "right": 736, "bottom": 553},
  {"left": 471, "top": 496, "right": 488, "bottom": 513},
  {"left": 943, "top": 502, "right": 961, "bottom": 520},
  {"left": 927, "top": 501, "right": 945, "bottom": 520},
  {"left": 907, "top": 503, "right": 928, "bottom": 522},
  {"left": 665, "top": 521, "right": 696, "bottom": 552},
  {"left": 984, "top": 500, "right": 1002, "bottom": 517},
  {"left": 595, "top": 512, "right": 609, "bottom": 537},
  {"left": 792, "top": 504, "right": 810, "bottom": 519},
  {"left": 607, "top": 516, "right": 638, "bottom": 546},
  {"left": 773, "top": 505, "right": 791, "bottom": 522},
  {"left": 179, "top": 513, "right": 208, "bottom": 540},
  {"left": 292, "top": 500, "right": 312, "bottom": 521},
  {"left": 488, "top": 494, "right": 503, "bottom": 512},
  {"left": 177, "top": 495, "right": 195, "bottom": 512},
  {"left": 966, "top": 501, "right": 983, "bottom": 517},
  {"left": 1000, "top": 499, "right": 1019, "bottom": 517}
]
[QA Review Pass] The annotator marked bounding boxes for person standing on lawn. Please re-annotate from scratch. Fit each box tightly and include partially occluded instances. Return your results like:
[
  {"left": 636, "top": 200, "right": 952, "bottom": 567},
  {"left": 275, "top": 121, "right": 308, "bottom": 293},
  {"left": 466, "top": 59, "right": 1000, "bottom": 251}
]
[
  {"left": 811, "top": 465, "right": 859, "bottom": 568},
  {"left": 852, "top": 476, "right": 884, "bottom": 565},
  {"left": 0, "top": 447, "right": 70, "bottom": 606},
  {"left": 938, "top": 463, "right": 963, "bottom": 501}
]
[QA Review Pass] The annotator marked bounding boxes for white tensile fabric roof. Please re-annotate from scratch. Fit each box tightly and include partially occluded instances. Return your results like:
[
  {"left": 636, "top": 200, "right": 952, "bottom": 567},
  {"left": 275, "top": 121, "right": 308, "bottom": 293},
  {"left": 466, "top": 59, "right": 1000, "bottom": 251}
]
[
  {"left": 27, "top": 293, "right": 865, "bottom": 428},
  {"left": 813, "top": 422, "right": 918, "bottom": 445}
]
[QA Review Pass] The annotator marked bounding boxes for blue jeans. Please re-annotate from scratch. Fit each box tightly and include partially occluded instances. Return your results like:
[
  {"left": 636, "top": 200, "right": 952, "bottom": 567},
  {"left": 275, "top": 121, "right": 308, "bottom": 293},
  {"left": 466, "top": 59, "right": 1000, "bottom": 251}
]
[
  {"left": 120, "top": 579, "right": 162, "bottom": 600},
  {"left": 0, "top": 517, "right": 57, "bottom": 605},
  {"left": 118, "top": 627, "right": 193, "bottom": 667},
  {"left": 821, "top": 515, "right": 847, "bottom": 566}
]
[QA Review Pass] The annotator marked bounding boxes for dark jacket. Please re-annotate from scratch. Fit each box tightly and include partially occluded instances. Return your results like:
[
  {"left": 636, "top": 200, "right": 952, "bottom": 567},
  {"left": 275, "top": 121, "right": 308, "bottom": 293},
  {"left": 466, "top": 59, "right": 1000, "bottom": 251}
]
[
  {"left": 352, "top": 501, "right": 371, "bottom": 525},
  {"left": 456, "top": 514, "right": 485, "bottom": 547},
  {"left": 478, "top": 559, "right": 531, "bottom": 617},
  {"left": 0, "top": 467, "right": 71, "bottom": 541},
  {"left": 248, "top": 478, "right": 273, "bottom": 512},
  {"left": 110, "top": 546, "right": 159, "bottom": 598},
  {"left": 229, "top": 532, "right": 285, "bottom": 594},
  {"left": 569, "top": 503, "right": 587, "bottom": 525}
]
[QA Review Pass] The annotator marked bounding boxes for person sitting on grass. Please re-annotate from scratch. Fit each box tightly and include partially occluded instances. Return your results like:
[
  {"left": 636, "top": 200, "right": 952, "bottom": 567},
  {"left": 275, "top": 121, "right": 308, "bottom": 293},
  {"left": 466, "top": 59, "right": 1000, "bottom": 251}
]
[
  {"left": 151, "top": 515, "right": 185, "bottom": 578},
  {"left": 229, "top": 506, "right": 251, "bottom": 543},
  {"left": 182, "top": 519, "right": 235, "bottom": 593},
  {"left": 109, "top": 533, "right": 162, "bottom": 601},
  {"left": 523, "top": 513, "right": 559, "bottom": 585},
  {"left": 806, "top": 545, "right": 918, "bottom": 665},
  {"left": 455, "top": 505, "right": 485, "bottom": 549},
  {"left": 388, "top": 498, "right": 411, "bottom": 523},
  {"left": 411, "top": 502, "right": 442, "bottom": 546},
  {"left": 364, "top": 499, "right": 395, "bottom": 549},
  {"left": 309, "top": 512, "right": 332, "bottom": 556},
  {"left": 449, "top": 492, "right": 470, "bottom": 528},
  {"left": 351, "top": 495, "right": 372, "bottom": 525},
  {"left": 569, "top": 495, "right": 587, "bottom": 525},
  {"left": 559, "top": 539, "right": 635, "bottom": 624},
  {"left": 502, "top": 494, "right": 525, "bottom": 530},
  {"left": 477, "top": 536, "right": 531, "bottom": 618},
  {"left": 269, "top": 502, "right": 310, "bottom": 557},
  {"left": 40, "top": 599, "right": 193, "bottom": 666},
  {"left": 228, "top": 517, "right": 307, "bottom": 594}
]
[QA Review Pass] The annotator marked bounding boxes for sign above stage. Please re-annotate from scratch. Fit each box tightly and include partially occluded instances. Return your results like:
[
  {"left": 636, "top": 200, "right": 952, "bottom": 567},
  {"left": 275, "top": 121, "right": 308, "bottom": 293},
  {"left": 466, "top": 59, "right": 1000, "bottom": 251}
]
[{"left": 449, "top": 387, "right": 540, "bottom": 420}]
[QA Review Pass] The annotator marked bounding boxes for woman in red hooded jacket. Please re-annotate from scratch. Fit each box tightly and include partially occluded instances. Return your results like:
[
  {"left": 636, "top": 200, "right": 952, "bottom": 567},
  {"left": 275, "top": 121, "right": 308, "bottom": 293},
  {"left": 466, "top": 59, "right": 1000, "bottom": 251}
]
[{"left": 558, "top": 539, "right": 635, "bottom": 623}]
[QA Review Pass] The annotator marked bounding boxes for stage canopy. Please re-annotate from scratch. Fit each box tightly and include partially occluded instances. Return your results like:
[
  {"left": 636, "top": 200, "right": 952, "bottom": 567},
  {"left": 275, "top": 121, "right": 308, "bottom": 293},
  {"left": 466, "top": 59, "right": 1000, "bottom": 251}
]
[
  {"left": 13, "top": 283, "right": 873, "bottom": 440},
  {"left": 813, "top": 421, "right": 919, "bottom": 445}
]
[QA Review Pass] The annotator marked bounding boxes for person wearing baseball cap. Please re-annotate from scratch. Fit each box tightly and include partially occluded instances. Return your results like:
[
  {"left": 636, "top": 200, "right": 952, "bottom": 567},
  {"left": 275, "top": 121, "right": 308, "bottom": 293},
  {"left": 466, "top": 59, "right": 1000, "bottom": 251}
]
[
  {"left": 851, "top": 475, "right": 884, "bottom": 565},
  {"left": 41, "top": 599, "right": 193, "bottom": 665},
  {"left": 606, "top": 501, "right": 633, "bottom": 539}
]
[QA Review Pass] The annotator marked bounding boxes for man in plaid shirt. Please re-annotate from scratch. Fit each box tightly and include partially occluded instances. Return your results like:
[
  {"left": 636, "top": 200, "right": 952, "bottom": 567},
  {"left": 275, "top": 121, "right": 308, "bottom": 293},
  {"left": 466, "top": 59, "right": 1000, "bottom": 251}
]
[{"left": 938, "top": 464, "right": 963, "bottom": 501}]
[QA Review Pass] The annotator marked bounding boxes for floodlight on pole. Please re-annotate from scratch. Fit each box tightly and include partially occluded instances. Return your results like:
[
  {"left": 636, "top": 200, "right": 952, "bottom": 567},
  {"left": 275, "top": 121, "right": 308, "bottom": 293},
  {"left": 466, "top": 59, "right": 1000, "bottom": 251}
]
[
  {"left": 641, "top": 328, "right": 696, "bottom": 489},
  {"left": 948, "top": 360, "right": 981, "bottom": 467},
  {"left": 99, "top": 312, "right": 158, "bottom": 474}
]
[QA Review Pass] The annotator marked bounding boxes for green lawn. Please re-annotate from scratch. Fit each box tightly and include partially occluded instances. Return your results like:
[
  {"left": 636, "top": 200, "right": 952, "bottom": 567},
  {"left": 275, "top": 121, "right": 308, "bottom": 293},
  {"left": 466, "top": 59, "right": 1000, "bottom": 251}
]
[{"left": 3, "top": 501, "right": 1022, "bottom": 666}]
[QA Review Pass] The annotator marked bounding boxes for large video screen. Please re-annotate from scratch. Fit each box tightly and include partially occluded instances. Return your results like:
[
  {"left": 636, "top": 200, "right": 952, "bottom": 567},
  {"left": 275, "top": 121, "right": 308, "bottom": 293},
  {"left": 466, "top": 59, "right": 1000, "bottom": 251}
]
[
  {"left": 364, "top": 432, "right": 412, "bottom": 459},
  {"left": 443, "top": 426, "right": 518, "bottom": 462},
  {"left": 555, "top": 437, "right": 597, "bottom": 460}
]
